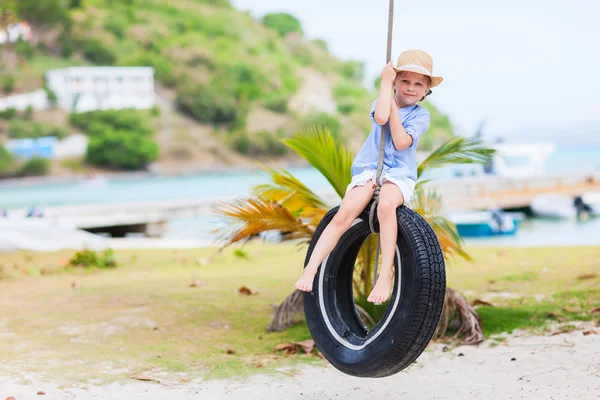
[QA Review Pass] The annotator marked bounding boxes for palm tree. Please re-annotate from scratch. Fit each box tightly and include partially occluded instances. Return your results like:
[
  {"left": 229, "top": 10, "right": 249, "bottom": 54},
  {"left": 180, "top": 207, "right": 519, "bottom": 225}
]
[{"left": 214, "top": 126, "right": 495, "bottom": 344}]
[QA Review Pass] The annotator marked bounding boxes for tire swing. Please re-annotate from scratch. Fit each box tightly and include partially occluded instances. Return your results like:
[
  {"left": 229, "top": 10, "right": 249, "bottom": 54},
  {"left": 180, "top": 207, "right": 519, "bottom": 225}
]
[{"left": 302, "top": 0, "right": 446, "bottom": 378}]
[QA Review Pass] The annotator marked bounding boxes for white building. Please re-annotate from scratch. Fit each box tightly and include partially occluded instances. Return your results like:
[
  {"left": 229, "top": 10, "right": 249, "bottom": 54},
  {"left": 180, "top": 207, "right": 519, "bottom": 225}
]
[{"left": 45, "top": 66, "right": 155, "bottom": 113}]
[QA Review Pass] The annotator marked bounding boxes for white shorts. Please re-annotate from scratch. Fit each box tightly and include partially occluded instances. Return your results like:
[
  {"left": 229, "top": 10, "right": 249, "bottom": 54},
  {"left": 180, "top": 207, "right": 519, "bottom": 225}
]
[{"left": 345, "top": 170, "right": 416, "bottom": 204}]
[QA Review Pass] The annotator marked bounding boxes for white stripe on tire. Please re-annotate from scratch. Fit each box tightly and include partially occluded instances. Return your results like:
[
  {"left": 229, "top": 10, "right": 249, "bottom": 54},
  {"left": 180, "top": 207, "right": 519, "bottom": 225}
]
[{"left": 318, "top": 218, "right": 402, "bottom": 351}]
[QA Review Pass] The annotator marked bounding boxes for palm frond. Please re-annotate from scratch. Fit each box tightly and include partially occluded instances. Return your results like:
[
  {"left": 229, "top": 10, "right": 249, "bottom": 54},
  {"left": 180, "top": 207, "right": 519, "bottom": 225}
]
[
  {"left": 213, "top": 197, "right": 315, "bottom": 246},
  {"left": 284, "top": 126, "right": 354, "bottom": 199},
  {"left": 417, "top": 136, "right": 496, "bottom": 178},
  {"left": 252, "top": 166, "right": 329, "bottom": 213},
  {"left": 434, "top": 288, "right": 484, "bottom": 345}
]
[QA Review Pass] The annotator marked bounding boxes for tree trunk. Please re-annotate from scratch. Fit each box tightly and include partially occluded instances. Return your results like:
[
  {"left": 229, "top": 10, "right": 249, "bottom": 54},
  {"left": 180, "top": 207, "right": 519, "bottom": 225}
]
[{"left": 268, "top": 287, "right": 485, "bottom": 345}]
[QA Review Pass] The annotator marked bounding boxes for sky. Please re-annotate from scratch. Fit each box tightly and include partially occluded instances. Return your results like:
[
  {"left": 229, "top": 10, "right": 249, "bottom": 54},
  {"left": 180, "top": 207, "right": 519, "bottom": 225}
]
[{"left": 231, "top": 0, "right": 600, "bottom": 145}]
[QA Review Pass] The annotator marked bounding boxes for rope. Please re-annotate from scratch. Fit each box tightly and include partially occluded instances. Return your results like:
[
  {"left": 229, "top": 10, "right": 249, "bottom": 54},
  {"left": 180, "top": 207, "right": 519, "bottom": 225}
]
[{"left": 369, "top": 0, "right": 395, "bottom": 289}]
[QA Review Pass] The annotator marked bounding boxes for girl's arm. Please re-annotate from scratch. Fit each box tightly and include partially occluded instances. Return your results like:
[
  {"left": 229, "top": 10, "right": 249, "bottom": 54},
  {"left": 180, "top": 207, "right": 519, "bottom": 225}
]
[
  {"left": 373, "top": 61, "right": 396, "bottom": 125},
  {"left": 388, "top": 100, "right": 413, "bottom": 150}
]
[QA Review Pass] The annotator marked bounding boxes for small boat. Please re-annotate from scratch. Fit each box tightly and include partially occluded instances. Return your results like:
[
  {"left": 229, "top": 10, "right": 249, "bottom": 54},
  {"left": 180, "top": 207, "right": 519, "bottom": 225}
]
[
  {"left": 531, "top": 194, "right": 597, "bottom": 220},
  {"left": 582, "top": 192, "right": 600, "bottom": 216},
  {"left": 79, "top": 174, "right": 109, "bottom": 188},
  {"left": 449, "top": 209, "right": 524, "bottom": 237}
]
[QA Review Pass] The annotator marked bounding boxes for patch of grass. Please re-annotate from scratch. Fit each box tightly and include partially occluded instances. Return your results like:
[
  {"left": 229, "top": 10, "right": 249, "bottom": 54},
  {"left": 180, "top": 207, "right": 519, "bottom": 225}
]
[
  {"left": 0, "top": 244, "right": 315, "bottom": 384},
  {"left": 498, "top": 271, "right": 538, "bottom": 282},
  {"left": 60, "top": 157, "right": 86, "bottom": 173},
  {"left": 477, "top": 305, "right": 558, "bottom": 336},
  {"left": 1, "top": 244, "right": 599, "bottom": 385}
]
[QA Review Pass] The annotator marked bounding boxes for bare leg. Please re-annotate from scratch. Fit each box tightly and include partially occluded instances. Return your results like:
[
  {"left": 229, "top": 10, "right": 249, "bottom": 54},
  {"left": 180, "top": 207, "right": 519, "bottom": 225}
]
[
  {"left": 367, "top": 182, "right": 405, "bottom": 304},
  {"left": 295, "top": 181, "right": 375, "bottom": 292}
]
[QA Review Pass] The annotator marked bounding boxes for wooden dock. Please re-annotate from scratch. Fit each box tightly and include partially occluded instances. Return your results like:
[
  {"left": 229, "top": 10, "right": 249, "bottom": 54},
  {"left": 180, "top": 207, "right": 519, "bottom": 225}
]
[{"left": 425, "top": 171, "right": 600, "bottom": 211}]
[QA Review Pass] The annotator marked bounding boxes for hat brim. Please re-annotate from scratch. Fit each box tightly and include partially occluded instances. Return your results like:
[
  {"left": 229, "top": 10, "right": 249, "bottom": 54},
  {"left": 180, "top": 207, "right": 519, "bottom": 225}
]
[{"left": 393, "top": 67, "right": 443, "bottom": 87}]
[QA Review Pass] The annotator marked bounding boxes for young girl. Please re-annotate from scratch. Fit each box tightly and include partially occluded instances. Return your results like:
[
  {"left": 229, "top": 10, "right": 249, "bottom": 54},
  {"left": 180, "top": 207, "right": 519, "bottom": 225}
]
[{"left": 295, "top": 49, "right": 443, "bottom": 304}]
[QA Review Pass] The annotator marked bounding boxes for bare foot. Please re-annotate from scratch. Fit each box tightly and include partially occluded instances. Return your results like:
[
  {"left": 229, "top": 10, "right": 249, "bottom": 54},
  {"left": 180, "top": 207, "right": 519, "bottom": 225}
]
[
  {"left": 367, "top": 270, "right": 394, "bottom": 304},
  {"left": 295, "top": 266, "right": 319, "bottom": 292}
]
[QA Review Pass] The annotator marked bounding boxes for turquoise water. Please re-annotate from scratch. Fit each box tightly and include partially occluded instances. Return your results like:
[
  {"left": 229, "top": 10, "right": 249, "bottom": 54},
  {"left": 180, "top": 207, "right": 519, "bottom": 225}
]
[{"left": 1, "top": 146, "right": 599, "bottom": 246}]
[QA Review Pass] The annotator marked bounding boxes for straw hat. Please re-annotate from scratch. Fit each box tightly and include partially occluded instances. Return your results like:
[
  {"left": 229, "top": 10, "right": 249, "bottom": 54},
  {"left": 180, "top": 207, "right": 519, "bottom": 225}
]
[{"left": 393, "top": 49, "right": 443, "bottom": 87}]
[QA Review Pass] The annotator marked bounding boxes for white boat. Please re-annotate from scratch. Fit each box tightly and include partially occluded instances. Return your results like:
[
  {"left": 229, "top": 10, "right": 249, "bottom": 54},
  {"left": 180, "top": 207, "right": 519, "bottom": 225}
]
[
  {"left": 582, "top": 191, "right": 600, "bottom": 216},
  {"left": 448, "top": 209, "right": 525, "bottom": 237},
  {"left": 0, "top": 218, "right": 108, "bottom": 252},
  {"left": 79, "top": 174, "right": 109, "bottom": 188},
  {"left": 484, "top": 142, "right": 557, "bottom": 178},
  {"left": 530, "top": 193, "right": 598, "bottom": 219}
]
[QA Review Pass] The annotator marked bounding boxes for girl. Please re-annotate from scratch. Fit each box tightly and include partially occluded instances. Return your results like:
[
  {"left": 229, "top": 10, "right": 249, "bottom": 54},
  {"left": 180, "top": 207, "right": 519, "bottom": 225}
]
[{"left": 295, "top": 49, "right": 443, "bottom": 304}]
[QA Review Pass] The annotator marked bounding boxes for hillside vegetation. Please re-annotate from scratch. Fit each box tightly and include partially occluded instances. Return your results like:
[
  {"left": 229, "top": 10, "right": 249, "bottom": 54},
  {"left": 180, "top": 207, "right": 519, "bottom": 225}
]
[{"left": 0, "top": 0, "right": 454, "bottom": 176}]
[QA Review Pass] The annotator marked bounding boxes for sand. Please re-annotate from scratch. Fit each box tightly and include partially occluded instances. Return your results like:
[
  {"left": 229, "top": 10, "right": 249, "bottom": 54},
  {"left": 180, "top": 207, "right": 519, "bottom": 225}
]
[{"left": 1, "top": 322, "right": 599, "bottom": 400}]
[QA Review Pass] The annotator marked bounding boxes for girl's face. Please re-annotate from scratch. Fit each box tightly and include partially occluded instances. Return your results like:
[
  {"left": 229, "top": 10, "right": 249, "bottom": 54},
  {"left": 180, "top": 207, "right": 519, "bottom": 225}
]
[{"left": 393, "top": 71, "right": 431, "bottom": 106}]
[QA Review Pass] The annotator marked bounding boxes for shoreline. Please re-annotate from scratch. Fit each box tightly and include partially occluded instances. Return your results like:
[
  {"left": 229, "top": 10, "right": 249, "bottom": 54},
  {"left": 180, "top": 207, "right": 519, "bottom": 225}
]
[{"left": 0, "top": 159, "right": 315, "bottom": 189}]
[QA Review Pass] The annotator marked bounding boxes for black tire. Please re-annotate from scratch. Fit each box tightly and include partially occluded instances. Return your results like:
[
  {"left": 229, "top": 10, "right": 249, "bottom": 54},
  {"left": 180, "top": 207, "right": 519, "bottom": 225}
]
[{"left": 303, "top": 204, "right": 446, "bottom": 378}]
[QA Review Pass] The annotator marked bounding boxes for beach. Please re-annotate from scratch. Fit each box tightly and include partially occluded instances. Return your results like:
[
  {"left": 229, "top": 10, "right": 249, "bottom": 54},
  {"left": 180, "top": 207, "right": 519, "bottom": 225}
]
[{"left": 2, "top": 321, "right": 599, "bottom": 400}]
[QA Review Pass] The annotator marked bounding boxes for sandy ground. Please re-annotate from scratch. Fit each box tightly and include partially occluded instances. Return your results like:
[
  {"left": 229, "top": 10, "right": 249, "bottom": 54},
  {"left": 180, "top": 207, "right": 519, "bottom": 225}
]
[{"left": 1, "top": 322, "right": 599, "bottom": 400}]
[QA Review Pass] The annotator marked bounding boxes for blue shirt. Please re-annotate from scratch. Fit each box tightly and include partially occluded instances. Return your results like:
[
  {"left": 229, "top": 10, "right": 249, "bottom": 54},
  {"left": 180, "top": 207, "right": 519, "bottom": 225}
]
[{"left": 350, "top": 100, "right": 431, "bottom": 182}]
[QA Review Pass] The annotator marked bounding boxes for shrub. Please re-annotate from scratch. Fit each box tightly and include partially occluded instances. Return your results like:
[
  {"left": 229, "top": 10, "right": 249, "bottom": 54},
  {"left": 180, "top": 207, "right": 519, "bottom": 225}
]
[
  {"left": 7, "top": 120, "right": 68, "bottom": 139},
  {"left": 0, "top": 144, "right": 13, "bottom": 175},
  {"left": 118, "top": 52, "right": 176, "bottom": 87},
  {"left": 44, "top": 88, "right": 58, "bottom": 108},
  {"left": 263, "top": 93, "right": 288, "bottom": 113},
  {"left": 69, "top": 109, "right": 153, "bottom": 136},
  {"left": 82, "top": 37, "right": 117, "bottom": 65},
  {"left": 261, "top": 13, "right": 303, "bottom": 37},
  {"left": 23, "top": 106, "right": 34, "bottom": 120},
  {"left": 228, "top": 130, "right": 287, "bottom": 157},
  {"left": 104, "top": 15, "right": 128, "bottom": 39},
  {"left": 337, "top": 101, "right": 360, "bottom": 115},
  {"left": 68, "top": 249, "right": 117, "bottom": 269},
  {"left": 306, "top": 112, "right": 342, "bottom": 142},
  {"left": 85, "top": 130, "right": 159, "bottom": 170},
  {"left": 0, "top": 74, "right": 16, "bottom": 93},
  {"left": 176, "top": 84, "right": 237, "bottom": 124},
  {"left": 338, "top": 60, "right": 364, "bottom": 82},
  {"left": 15, "top": 38, "right": 36, "bottom": 59},
  {"left": 0, "top": 108, "right": 17, "bottom": 120},
  {"left": 19, "top": 157, "right": 50, "bottom": 177}
]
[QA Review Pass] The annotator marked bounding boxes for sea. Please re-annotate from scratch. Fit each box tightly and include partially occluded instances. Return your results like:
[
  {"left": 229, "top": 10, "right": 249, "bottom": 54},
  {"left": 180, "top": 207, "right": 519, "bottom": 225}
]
[{"left": 1, "top": 146, "right": 599, "bottom": 247}]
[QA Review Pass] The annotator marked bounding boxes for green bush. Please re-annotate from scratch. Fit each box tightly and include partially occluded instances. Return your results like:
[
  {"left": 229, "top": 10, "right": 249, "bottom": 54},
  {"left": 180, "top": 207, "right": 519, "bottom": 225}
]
[
  {"left": 312, "top": 39, "right": 328, "bottom": 50},
  {"left": 264, "top": 93, "right": 288, "bottom": 113},
  {"left": 15, "top": 38, "right": 36, "bottom": 59},
  {"left": 228, "top": 130, "right": 287, "bottom": 157},
  {"left": 68, "top": 249, "right": 117, "bottom": 269},
  {"left": 44, "top": 88, "right": 58, "bottom": 108},
  {"left": 0, "top": 108, "right": 17, "bottom": 120},
  {"left": 86, "top": 130, "right": 159, "bottom": 170},
  {"left": 332, "top": 80, "right": 369, "bottom": 116},
  {"left": 306, "top": 112, "right": 342, "bottom": 143},
  {"left": 261, "top": 13, "right": 303, "bottom": 37},
  {"left": 337, "top": 101, "right": 360, "bottom": 115},
  {"left": 19, "top": 157, "right": 50, "bottom": 177},
  {"left": 104, "top": 15, "right": 129, "bottom": 39},
  {"left": 82, "top": 37, "right": 117, "bottom": 65},
  {"left": 176, "top": 84, "right": 237, "bottom": 124},
  {"left": 118, "top": 52, "right": 176, "bottom": 87},
  {"left": 332, "top": 80, "right": 369, "bottom": 102},
  {"left": 214, "top": 62, "right": 269, "bottom": 102},
  {"left": 23, "top": 106, "right": 34, "bottom": 120},
  {"left": 0, "top": 144, "right": 13, "bottom": 175},
  {"left": 0, "top": 74, "right": 16, "bottom": 93},
  {"left": 338, "top": 60, "right": 364, "bottom": 82},
  {"left": 7, "top": 120, "right": 68, "bottom": 139},
  {"left": 69, "top": 109, "right": 153, "bottom": 136}
]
